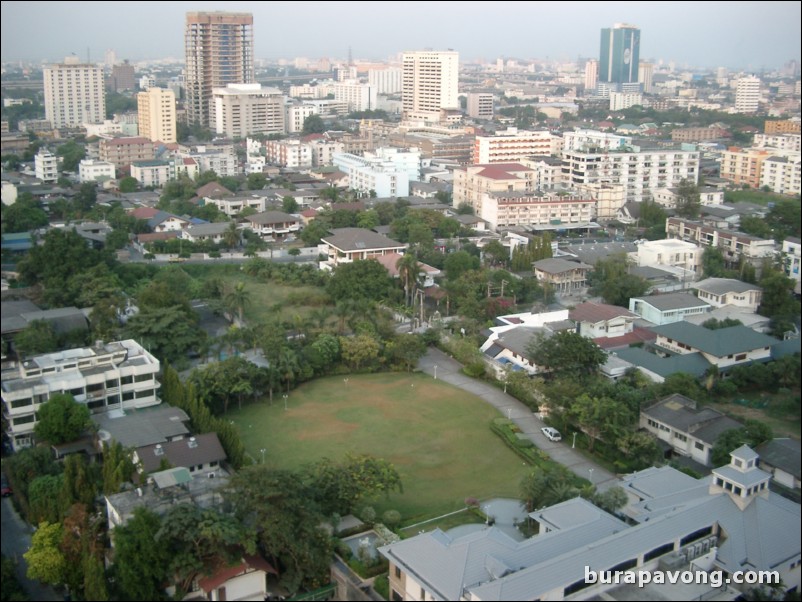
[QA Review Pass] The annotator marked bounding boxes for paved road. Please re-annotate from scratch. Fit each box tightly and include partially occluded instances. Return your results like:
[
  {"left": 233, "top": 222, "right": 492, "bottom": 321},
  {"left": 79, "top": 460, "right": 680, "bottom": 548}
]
[
  {"left": 418, "top": 347, "right": 619, "bottom": 491},
  {"left": 1, "top": 498, "right": 61, "bottom": 601}
]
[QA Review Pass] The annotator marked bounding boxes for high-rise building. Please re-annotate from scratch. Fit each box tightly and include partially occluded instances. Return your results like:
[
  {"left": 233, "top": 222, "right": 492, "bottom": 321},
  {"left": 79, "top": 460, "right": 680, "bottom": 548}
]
[
  {"left": 368, "top": 68, "right": 403, "bottom": 94},
  {"left": 138, "top": 87, "right": 177, "bottom": 143},
  {"left": 466, "top": 93, "right": 494, "bottom": 120},
  {"left": 584, "top": 59, "right": 598, "bottom": 92},
  {"left": 401, "top": 50, "right": 459, "bottom": 122},
  {"left": 43, "top": 56, "right": 106, "bottom": 128},
  {"left": 211, "top": 83, "right": 285, "bottom": 138},
  {"left": 599, "top": 23, "right": 640, "bottom": 85},
  {"left": 108, "top": 60, "right": 136, "bottom": 92},
  {"left": 185, "top": 11, "right": 254, "bottom": 127},
  {"left": 735, "top": 76, "right": 761, "bottom": 113},
  {"left": 638, "top": 62, "right": 654, "bottom": 93}
]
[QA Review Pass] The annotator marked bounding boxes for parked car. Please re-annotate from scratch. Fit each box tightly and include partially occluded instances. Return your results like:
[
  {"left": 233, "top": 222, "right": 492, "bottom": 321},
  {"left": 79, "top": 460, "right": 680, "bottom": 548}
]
[
  {"left": 541, "top": 427, "right": 562, "bottom": 442},
  {"left": 1, "top": 475, "right": 11, "bottom": 497}
]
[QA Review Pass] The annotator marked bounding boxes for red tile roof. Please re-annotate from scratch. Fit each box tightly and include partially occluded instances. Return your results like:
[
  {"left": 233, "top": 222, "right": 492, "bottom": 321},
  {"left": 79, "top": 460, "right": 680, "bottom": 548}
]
[
  {"left": 593, "top": 327, "right": 656, "bottom": 350},
  {"left": 136, "top": 231, "right": 179, "bottom": 243},
  {"left": 198, "top": 554, "right": 277, "bottom": 593},
  {"left": 129, "top": 207, "right": 159, "bottom": 219}
]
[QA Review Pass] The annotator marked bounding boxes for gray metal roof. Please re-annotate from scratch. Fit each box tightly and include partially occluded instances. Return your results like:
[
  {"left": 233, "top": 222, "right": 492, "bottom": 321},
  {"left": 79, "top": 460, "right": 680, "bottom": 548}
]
[
  {"left": 186, "top": 222, "right": 232, "bottom": 237},
  {"left": 756, "top": 439, "right": 802, "bottom": 479},
  {"left": 137, "top": 432, "right": 226, "bottom": 473},
  {"left": 0, "top": 299, "right": 40, "bottom": 334},
  {"left": 651, "top": 323, "right": 778, "bottom": 357},
  {"left": 496, "top": 326, "right": 551, "bottom": 357},
  {"left": 246, "top": 211, "right": 300, "bottom": 225},
  {"left": 92, "top": 406, "right": 190, "bottom": 448},
  {"left": 631, "top": 292, "right": 710, "bottom": 312},
  {"left": 321, "top": 228, "right": 405, "bottom": 252},
  {"left": 691, "top": 278, "right": 762, "bottom": 296},
  {"left": 641, "top": 394, "right": 743, "bottom": 445},
  {"left": 533, "top": 258, "right": 593, "bottom": 274}
]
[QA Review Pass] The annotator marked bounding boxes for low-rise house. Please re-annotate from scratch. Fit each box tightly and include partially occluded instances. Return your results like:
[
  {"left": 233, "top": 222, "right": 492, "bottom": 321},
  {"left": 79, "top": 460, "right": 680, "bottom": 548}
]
[
  {"left": 569, "top": 301, "right": 638, "bottom": 339},
  {"left": 756, "top": 438, "right": 801, "bottom": 490},
  {"left": 612, "top": 346, "right": 713, "bottom": 383},
  {"left": 181, "top": 222, "right": 234, "bottom": 245},
  {"left": 629, "top": 292, "right": 711, "bottom": 325},
  {"left": 133, "top": 432, "right": 226, "bottom": 476},
  {"left": 188, "top": 554, "right": 277, "bottom": 602},
  {"left": 653, "top": 186, "right": 724, "bottom": 209},
  {"left": 374, "top": 252, "right": 441, "bottom": 288},
  {"left": 243, "top": 211, "right": 302, "bottom": 241},
  {"left": 320, "top": 227, "right": 406, "bottom": 269},
  {"left": 782, "top": 237, "right": 801, "bottom": 294},
  {"left": 684, "top": 305, "right": 772, "bottom": 333},
  {"left": 205, "top": 194, "right": 269, "bottom": 217},
  {"left": 691, "top": 278, "right": 762, "bottom": 312},
  {"left": 532, "top": 258, "right": 593, "bottom": 293},
  {"left": 640, "top": 394, "right": 744, "bottom": 466},
  {"left": 651, "top": 322, "right": 778, "bottom": 370},
  {"left": 93, "top": 405, "right": 190, "bottom": 450},
  {"left": 633, "top": 239, "right": 700, "bottom": 277},
  {"left": 666, "top": 217, "right": 776, "bottom": 265}
]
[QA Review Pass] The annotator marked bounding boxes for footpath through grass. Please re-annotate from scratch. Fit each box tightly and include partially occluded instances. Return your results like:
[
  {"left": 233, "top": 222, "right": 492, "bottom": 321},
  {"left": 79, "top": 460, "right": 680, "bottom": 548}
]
[{"left": 229, "top": 372, "right": 530, "bottom": 523}]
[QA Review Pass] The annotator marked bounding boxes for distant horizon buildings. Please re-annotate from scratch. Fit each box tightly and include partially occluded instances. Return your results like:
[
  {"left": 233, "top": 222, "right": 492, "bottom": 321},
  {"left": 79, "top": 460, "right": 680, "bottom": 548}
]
[
  {"left": 43, "top": 55, "right": 105, "bottom": 128},
  {"left": 599, "top": 23, "right": 640, "bottom": 86},
  {"left": 401, "top": 50, "right": 459, "bottom": 122},
  {"left": 184, "top": 11, "right": 254, "bottom": 127}
]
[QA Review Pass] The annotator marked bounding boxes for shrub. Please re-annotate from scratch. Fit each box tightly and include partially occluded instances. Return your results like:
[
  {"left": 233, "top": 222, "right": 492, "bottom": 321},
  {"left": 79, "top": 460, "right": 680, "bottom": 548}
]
[
  {"left": 382, "top": 510, "right": 401, "bottom": 528},
  {"left": 463, "top": 361, "right": 486, "bottom": 378},
  {"left": 360, "top": 505, "right": 376, "bottom": 525}
]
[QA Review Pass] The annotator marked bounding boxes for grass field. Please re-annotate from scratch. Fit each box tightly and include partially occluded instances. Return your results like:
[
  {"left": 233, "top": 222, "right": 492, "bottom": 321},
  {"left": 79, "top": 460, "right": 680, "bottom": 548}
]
[{"left": 229, "top": 372, "right": 531, "bottom": 523}]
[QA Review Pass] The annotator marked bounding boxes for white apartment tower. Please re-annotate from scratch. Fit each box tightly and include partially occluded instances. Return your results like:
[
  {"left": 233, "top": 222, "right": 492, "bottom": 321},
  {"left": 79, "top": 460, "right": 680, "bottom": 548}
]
[
  {"left": 185, "top": 12, "right": 254, "bottom": 127},
  {"left": 137, "top": 87, "right": 177, "bottom": 143},
  {"left": 368, "top": 68, "right": 403, "bottom": 94},
  {"left": 43, "top": 56, "right": 106, "bottom": 128},
  {"left": 212, "top": 83, "right": 285, "bottom": 138},
  {"left": 638, "top": 62, "right": 654, "bottom": 93},
  {"left": 735, "top": 76, "right": 761, "bottom": 113},
  {"left": 584, "top": 59, "right": 598, "bottom": 92},
  {"left": 402, "top": 50, "right": 459, "bottom": 122}
]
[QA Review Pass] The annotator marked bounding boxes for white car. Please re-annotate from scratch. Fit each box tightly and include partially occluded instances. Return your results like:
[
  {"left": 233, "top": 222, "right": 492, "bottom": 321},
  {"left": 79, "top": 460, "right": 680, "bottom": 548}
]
[{"left": 541, "top": 427, "right": 562, "bottom": 442}]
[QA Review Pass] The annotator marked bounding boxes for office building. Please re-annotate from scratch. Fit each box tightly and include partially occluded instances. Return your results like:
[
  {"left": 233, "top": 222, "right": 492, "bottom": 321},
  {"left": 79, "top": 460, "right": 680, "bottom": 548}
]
[
  {"left": 584, "top": 59, "right": 598, "bottom": 91},
  {"left": 466, "top": 93, "right": 494, "bottom": 119},
  {"left": 212, "top": 83, "right": 285, "bottom": 138},
  {"left": 333, "top": 81, "right": 377, "bottom": 112},
  {"left": 137, "top": 87, "right": 177, "bottom": 143},
  {"left": 401, "top": 50, "right": 459, "bottom": 122},
  {"left": 43, "top": 56, "right": 106, "bottom": 128},
  {"left": 368, "top": 68, "right": 403, "bottom": 94},
  {"left": 185, "top": 11, "right": 254, "bottom": 127},
  {"left": 638, "top": 61, "right": 654, "bottom": 93},
  {"left": 108, "top": 60, "right": 136, "bottom": 92},
  {"left": 599, "top": 23, "right": 640, "bottom": 85}
]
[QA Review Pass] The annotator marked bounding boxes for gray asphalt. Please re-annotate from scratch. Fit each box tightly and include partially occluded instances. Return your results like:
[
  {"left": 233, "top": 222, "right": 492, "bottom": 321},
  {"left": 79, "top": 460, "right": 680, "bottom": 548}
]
[
  {"left": 1, "top": 498, "right": 61, "bottom": 601},
  {"left": 418, "top": 347, "right": 620, "bottom": 491}
]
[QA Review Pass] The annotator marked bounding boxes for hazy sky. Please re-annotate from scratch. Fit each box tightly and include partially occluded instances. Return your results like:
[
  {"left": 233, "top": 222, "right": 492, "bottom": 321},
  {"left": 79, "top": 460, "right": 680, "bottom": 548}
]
[{"left": 1, "top": 1, "right": 800, "bottom": 70}]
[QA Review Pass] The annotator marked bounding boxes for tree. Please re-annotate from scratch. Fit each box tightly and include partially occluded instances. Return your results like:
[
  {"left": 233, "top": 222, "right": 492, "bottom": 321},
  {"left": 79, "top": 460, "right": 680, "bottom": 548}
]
[
  {"left": 34, "top": 393, "right": 92, "bottom": 445},
  {"left": 56, "top": 140, "right": 86, "bottom": 172},
  {"left": 327, "top": 260, "right": 394, "bottom": 303},
  {"left": 224, "top": 281, "right": 251, "bottom": 324},
  {"left": 124, "top": 305, "right": 204, "bottom": 362},
  {"left": 700, "top": 247, "right": 729, "bottom": 278},
  {"left": 340, "top": 334, "right": 381, "bottom": 370},
  {"left": 24, "top": 522, "right": 66, "bottom": 586},
  {"left": 570, "top": 394, "right": 631, "bottom": 452},
  {"left": 223, "top": 221, "right": 240, "bottom": 250},
  {"left": 247, "top": 172, "right": 267, "bottom": 190},
  {"left": 444, "top": 250, "right": 480, "bottom": 281},
  {"left": 282, "top": 195, "right": 299, "bottom": 213},
  {"left": 758, "top": 269, "right": 800, "bottom": 337},
  {"left": 119, "top": 176, "right": 139, "bottom": 193},
  {"left": 396, "top": 254, "right": 422, "bottom": 307},
  {"left": 588, "top": 254, "right": 649, "bottom": 307},
  {"left": 592, "top": 486, "right": 629, "bottom": 513},
  {"left": 308, "top": 454, "right": 403, "bottom": 516},
  {"left": 28, "top": 474, "right": 67, "bottom": 525},
  {"left": 519, "top": 466, "right": 578, "bottom": 512},
  {"left": 302, "top": 114, "right": 325, "bottom": 135},
  {"left": 675, "top": 178, "right": 701, "bottom": 218},
  {"left": 1, "top": 193, "right": 49, "bottom": 233},
  {"left": 14, "top": 319, "right": 59, "bottom": 357},
  {"left": 111, "top": 508, "right": 171, "bottom": 601},
  {"left": 526, "top": 331, "right": 606, "bottom": 379},
  {"left": 482, "top": 240, "right": 509, "bottom": 267},
  {"left": 388, "top": 333, "right": 427, "bottom": 371},
  {"left": 711, "top": 420, "right": 773, "bottom": 467}
]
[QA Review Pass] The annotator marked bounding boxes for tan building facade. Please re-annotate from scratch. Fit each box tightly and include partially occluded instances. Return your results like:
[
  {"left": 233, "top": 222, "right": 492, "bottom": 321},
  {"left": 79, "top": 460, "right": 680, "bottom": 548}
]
[
  {"left": 720, "top": 147, "right": 770, "bottom": 189},
  {"left": 212, "top": 83, "right": 285, "bottom": 138},
  {"left": 137, "top": 87, "right": 177, "bottom": 143},
  {"left": 453, "top": 163, "right": 534, "bottom": 214},
  {"left": 402, "top": 50, "right": 459, "bottom": 122}
]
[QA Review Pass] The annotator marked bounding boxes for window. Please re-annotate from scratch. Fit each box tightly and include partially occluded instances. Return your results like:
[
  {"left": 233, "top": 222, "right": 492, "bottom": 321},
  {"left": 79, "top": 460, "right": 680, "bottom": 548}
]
[{"left": 695, "top": 441, "right": 704, "bottom": 451}]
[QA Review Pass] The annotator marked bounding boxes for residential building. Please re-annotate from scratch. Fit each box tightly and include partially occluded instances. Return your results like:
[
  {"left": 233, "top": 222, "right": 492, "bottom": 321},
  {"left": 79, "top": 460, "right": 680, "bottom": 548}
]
[
  {"left": 765, "top": 119, "right": 801, "bottom": 134},
  {"left": 139, "top": 75, "right": 156, "bottom": 91},
  {"left": 782, "top": 237, "right": 801, "bottom": 291},
  {"left": 242, "top": 211, "right": 301, "bottom": 241},
  {"left": 466, "top": 92, "right": 494, "bottom": 119},
  {"left": 381, "top": 447, "right": 801, "bottom": 601},
  {"left": 453, "top": 163, "right": 534, "bottom": 214},
  {"left": 634, "top": 239, "right": 700, "bottom": 276},
  {"left": 34, "top": 149, "right": 59, "bottom": 182},
  {"left": 691, "top": 278, "right": 762, "bottom": 312},
  {"left": 79, "top": 159, "right": 116, "bottom": 183},
  {"left": 180, "top": 143, "right": 239, "bottom": 177},
  {"left": 333, "top": 81, "right": 377, "bottom": 112},
  {"left": 756, "top": 438, "right": 801, "bottom": 490},
  {"left": 638, "top": 61, "right": 654, "bottom": 93},
  {"left": 570, "top": 301, "right": 638, "bottom": 339},
  {"left": 1, "top": 339, "right": 160, "bottom": 451},
  {"left": 665, "top": 217, "right": 776, "bottom": 264},
  {"left": 735, "top": 75, "right": 761, "bottom": 113},
  {"left": 563, "top": 129, "right": 630, "bottom": 153},
  {"left": 532, "top": 258, "right": 593, "bottom": 293},
  {"left": 671, "top": 126, "right": 729, "bottom": 143},
  {"left": 401, "top": 50, "right": 459, "bottom": 122},
  {"left": 753, "top": 133, "right": 801, "bottom": 151},
  {"left": 653, "top": 186, "right": 724, "bottom": 209},
  {"left": 374, "top": 252, "right": 441, "bottom": 288},
  {"left": 720, "top": 147, "right": 771, "bottom": 188},
  {"left": 609, "top": 91, "right": 643, "bottom": 111},
  {"left": 584, "top": 59, "right": 598, "bottom": 91},
  {"left": 99, "top": 137, "right": 155, "bottom": 169},
  {"left": 523, "top": 156, "right": 568, "bottom": 191},
  {"left": 43, "top": 56, "right": 105, "bottom": 128},
  {"left": 92, "top": 405, "right": 190, "bottom": 450},
  {"left": 180, "top": 222, "right": 232, "bottom": 244},
  {"left": 130, "top": 160, "right": 175, "bottom": 188},
  {"left": 760, "top": 153, "right": 801, "bottom": 195},
  {"left": 599, "top": 23, "right": 640, "bottom": 85},
  {"left": 211, "top": 83, "right": 285, "bottom": 138},
  {"left": 368, "top": 67, "right": 402, "bottom": 94},
  {"left": 577, "top": 182, "right": 626, "bottom": 220},
  {"left": 320, "top": 227, "right": 406, "bottom": 269},
  {"left": 185, "top": 12, "right": 254, "bottom": 126},
  {"left": 629, "top": 291, "right": 710, "bottom": 325},
  {"left": 481, "top": 326, "right": 552, "bottom": 375},
  {"left": 137, "top": 87, "right": 177, "bottom": 143},
  {"left": 472, "top": 128, "right": 559, "bottom": 164},
  {"left": 264, "top": 139, "right": 313, "bottom": 168},
  {"left": 133, "top": 433, "right": 226, "bottom": 476},
  {"left": 333, "top": 148, "right": 420, "bottom": 197},
  {"left": 640, "top": 394, "right": 744, "bottom": 466},
  {"left": 285, "top": 102, "right": 317, "bottom": 134},
  {"left": 205, "top": 193, "right": 268, "bottom": 217},
  {"left": 651, "top": 322, "right": 778, "bottom": 370},
  {"left": 108, "top": 60, "right": 135, "bottom": 92},
  {"left": 189, "top": 555, "right": 276, "bottom": 601},
  {"left": 479, "top": 190, "right": 596, "bottom": 232}
]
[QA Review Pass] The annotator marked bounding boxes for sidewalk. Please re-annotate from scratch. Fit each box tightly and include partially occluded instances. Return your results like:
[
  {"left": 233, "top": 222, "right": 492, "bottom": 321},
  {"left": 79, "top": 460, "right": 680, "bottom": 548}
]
[{"left": 418, "top": 347, "right": 620, "bottom": 491}]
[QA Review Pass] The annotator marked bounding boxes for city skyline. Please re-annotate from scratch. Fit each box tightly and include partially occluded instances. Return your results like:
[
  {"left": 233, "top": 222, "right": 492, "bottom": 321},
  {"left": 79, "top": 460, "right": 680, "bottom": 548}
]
[{"left": 1, "top": 1, "right": 800, "bottom": 70}]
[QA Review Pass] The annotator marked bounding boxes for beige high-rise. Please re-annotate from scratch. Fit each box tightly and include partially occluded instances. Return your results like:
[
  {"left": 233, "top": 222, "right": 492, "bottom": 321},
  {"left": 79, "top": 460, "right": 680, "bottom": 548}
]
[
  {"left": 43, "top": 57, "right": 105, "bottom": 128},
  {"left": 401, "top": 50, "right": 459, "bottom": 122},
  {"left": 138, "top": 88, "right": 177, "bottom": 143},
  {"left": 185, "top": 11, "right": 254, "bottom": 127}
]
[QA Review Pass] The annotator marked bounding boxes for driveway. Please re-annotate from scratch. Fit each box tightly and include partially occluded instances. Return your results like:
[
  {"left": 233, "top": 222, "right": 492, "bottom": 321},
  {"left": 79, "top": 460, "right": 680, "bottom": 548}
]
[{"left": 418, "top": 347, "right": 619, "bottom": 491}]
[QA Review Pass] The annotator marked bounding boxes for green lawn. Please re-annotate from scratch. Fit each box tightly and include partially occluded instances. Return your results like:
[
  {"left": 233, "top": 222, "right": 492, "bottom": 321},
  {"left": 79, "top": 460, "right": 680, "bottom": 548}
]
[
  {"left": 218, "top": 275, "right": 328, "bottom": 326},
  {"left": 229, "top": 372, "right": 531, "bottom": 523}
]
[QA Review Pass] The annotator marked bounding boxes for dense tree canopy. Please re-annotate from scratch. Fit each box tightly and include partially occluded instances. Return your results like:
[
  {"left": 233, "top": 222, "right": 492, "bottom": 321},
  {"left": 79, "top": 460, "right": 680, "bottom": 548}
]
[
  {"left": 326, "top": 259, "right": 394, "bottom": 304},
  {"left": 34, "top": 393, "right": 92, "bottom": 445},
  {"left": 526, "top": 331, "right": 606, "bottom": 379}
]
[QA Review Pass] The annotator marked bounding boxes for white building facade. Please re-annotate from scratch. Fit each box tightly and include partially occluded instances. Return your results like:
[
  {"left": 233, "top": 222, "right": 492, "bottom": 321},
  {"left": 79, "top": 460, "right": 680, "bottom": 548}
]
[{"left": 43, "top": 57, "right": 106, "bottom": 128}]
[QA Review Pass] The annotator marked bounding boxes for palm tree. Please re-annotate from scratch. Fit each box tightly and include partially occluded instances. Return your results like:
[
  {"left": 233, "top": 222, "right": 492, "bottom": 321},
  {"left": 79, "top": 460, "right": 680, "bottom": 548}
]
[
  {"left": 276, "top": 346, "right": 300, "bottom": 393},
  {"left": 223, "top": 221, "right": 240, "bottom": 250},
  {"left": 396, "top": 253, "right": 423, "bottom": 307},
  {"left": 224, "top": 282, "right": 251, "bottom": 325}
]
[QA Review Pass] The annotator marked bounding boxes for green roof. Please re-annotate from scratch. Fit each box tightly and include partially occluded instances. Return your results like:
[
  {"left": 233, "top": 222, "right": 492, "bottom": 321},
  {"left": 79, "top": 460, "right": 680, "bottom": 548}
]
[
  {"left": 651, "top": 323, "right": 778, "bottom": 357},
  {"left": 615, "top": 347, "right": 711, "bottom": 378}
]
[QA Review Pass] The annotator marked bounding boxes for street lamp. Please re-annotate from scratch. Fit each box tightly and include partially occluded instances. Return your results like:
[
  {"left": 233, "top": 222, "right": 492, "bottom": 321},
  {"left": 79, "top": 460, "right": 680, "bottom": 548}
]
[
  {"left": 434, "top": 364, "right": 438, "bottom": 380},
  {"left": 503, "top": 380, "right": 508, "bottom": 394},
  {"left": 507, "top": 408, "right": 512, "bottom": 420},
  {"left": 588, "top": 468, "right": 594, "bottom": 484},
  {"left": 572, "top": 432, "right": 577, "bottom": 449},
  {"left": 283, "top": 394, "right": 288, "bottom": 410},
  {"left": 260, "top": 448, "right": 266, "bottom": 464}
]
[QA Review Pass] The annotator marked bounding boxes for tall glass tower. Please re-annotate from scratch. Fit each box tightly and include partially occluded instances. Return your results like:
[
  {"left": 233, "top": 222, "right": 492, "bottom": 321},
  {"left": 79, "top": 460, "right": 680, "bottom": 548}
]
[{"left": 599, "top": 23, "right": 640, "bottom": 84}]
